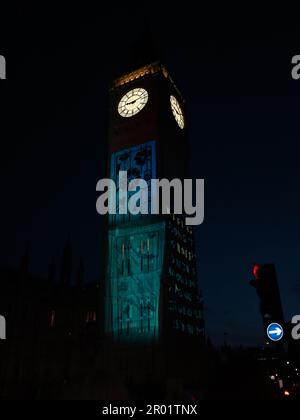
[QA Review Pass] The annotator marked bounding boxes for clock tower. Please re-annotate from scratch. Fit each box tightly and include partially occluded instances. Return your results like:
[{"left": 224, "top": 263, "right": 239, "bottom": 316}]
[{"left": 104, "top": 61, "right": 204, "bottom": 346}]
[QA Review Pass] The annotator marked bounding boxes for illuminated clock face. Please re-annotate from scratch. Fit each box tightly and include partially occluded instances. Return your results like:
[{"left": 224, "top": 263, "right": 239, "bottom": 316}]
[
  {"left": 170, "top": 95, "right": 184, "bottom": 129},
  {"left": 118, "top": 88, "right": 148, "bottom": 117}
]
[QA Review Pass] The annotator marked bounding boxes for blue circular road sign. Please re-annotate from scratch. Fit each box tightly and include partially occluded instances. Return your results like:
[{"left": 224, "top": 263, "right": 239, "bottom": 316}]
[{"left": 267, "top": 323, "right": 284, "bottom": 342}]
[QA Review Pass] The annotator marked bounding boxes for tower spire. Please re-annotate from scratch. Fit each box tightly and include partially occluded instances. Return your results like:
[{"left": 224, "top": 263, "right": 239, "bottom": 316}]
[{"left": 126, "top": 17, "right": 162, "bottom": 73}]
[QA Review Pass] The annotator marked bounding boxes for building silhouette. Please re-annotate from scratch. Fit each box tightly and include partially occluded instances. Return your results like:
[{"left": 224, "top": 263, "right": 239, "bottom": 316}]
[{"left": 0, "top": 58, "right": 207, "bottom": 399}]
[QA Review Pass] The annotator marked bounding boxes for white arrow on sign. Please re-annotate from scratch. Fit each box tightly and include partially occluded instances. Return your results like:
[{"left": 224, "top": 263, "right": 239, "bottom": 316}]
[{"left": 269, "top": 327, "right": 282, "bottom": 336}]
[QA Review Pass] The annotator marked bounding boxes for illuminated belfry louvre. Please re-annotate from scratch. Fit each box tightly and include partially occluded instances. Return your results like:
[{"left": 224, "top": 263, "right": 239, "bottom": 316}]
[{"left": 104, "top": 62, "right": 204, "bottom": 343}]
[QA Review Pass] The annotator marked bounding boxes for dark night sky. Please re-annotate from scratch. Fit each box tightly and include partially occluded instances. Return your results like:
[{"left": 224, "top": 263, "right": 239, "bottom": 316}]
[{"left": 1, "top": 5, "right": 300, "bottom": 345}]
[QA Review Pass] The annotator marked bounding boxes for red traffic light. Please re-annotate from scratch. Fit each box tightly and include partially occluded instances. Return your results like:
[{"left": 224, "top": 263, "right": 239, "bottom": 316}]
[{"left": 253, "top": 264, "right": 261, "bottom": 280}]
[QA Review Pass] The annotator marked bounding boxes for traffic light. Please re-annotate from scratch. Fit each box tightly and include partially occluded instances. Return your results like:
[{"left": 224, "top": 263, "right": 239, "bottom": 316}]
[{"left": 250, "top": 263, "right": 284, "bottom": 328}]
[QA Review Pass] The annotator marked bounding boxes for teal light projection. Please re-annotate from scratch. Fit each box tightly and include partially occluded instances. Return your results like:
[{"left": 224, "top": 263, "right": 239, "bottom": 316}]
[
  {"left": 105, "top": 141, "right": 164, "bottom": 343},
  {"left": 105, "top": 140, "right": 204, "bottom": 342},
  {"left": 105, "top": 223, "right": 165, "bottom": 342},
  {"left": 109, "top": 141, "right": 156, "bottom": 225}
]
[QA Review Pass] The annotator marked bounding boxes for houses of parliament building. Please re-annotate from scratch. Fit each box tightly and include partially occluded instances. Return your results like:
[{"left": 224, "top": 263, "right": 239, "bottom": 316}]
[{"left": 0, "top": 58, "right": 206, "bottom": 400}]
